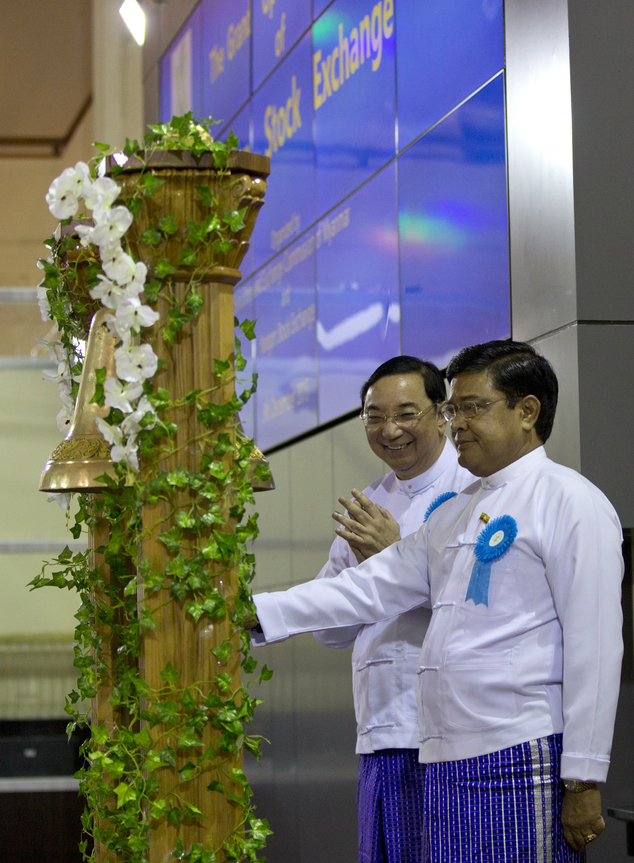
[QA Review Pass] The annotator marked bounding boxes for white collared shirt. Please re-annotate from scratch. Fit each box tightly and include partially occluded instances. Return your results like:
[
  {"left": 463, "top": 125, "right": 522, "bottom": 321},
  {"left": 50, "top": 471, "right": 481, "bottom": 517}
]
[
  {"left": 253, "top": 448, "right": 624, "bottom": 781},
  {"left": 313, "top": 440, "right": 473, "bottom": 753}
]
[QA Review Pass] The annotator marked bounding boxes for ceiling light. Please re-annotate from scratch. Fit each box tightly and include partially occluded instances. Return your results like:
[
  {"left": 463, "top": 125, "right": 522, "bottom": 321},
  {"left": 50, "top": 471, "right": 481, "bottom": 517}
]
[{"left": 120, "top": 0, "right": 146, "bottom": 46}]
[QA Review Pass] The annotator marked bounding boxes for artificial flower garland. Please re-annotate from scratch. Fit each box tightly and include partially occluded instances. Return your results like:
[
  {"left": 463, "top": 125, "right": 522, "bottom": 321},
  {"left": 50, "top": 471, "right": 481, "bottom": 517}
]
[{"left": 42, "top": 161, "right": 160, "bottom": 473}]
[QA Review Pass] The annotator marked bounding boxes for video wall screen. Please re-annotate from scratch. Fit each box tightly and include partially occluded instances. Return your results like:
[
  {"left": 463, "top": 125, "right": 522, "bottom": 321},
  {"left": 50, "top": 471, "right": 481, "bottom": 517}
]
[{"left": 160, "top": 0, "right": 509, "bottom": 451}]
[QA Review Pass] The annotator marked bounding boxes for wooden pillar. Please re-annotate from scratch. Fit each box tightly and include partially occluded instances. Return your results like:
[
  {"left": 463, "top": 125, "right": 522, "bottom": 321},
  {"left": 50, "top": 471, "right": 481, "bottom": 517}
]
[{"left": 140, "top": 275, "right": 244, "bottom": 858}]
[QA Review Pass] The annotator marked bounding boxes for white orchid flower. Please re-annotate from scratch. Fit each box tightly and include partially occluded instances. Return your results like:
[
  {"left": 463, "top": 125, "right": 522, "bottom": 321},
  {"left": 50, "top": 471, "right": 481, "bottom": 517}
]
[
  {"left": 111, "top": 436, "right": 139, "bottom": 471},
  {"left": 45, "top": 162, "right": 90, "bottom": 219},
  {"left": 83, "top": 177, "right": 120, "bottom": 215},
  {"left": 112, "top": 298, "right": 160, "bottom": 337},
  {"left": 90, "top": 275, "right": 125, "bottom": 309},
  {"left": 122, "top": 260, "right": 147, "bottom": 295},
  {"left": 95, "top": 416, "right": 123, "bottom": 446},
  {"left": 103, "top": 377, "right": 143, "bottom": 413},
  {"left": 57, "top": 379, "right": 75, "bottom": 409},
  {"left": 90, "top": 206, "right": 133, "bottom": 249},
  {"left": 122, "top": 396, "right": 157, "bottom": 435},
  {"left": 36, "top": 284, "right": 51, "bottom": 321},
  {"left": 46, "top": 492, "right": 72, "bottom": 510},
  {"left": 100, "top": 247, "right": 147, "bottom": 295},
  {"left": 43, "top": 360, "right": 73, "bottom": 386},
  {"left": 114, "top": 342, "right": 159, "bottom": 382},
  {"left": 56, "top": 405, "right": 74, "bottom": 433},
  {"left": 74, "top": 222, "right": 96, "bottom": 246}
]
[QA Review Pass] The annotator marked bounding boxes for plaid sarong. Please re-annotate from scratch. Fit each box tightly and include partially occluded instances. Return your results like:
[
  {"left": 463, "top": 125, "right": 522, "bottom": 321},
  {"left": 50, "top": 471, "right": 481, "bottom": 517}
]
[
  {"left": 423, "top": 734, "right": 586, "bottom": 862},
  {"left": 358, "top": 748, "right": 426, "bottom": 863}
]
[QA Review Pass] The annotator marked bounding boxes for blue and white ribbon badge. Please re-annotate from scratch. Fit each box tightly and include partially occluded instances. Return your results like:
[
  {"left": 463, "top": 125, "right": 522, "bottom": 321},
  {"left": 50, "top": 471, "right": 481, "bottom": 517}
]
[
  {"left": 465, "top": 514, "right": 518, "bottom": 607},
  {"left": 423, "top": 491, "right": 457, "bottom": 523}
]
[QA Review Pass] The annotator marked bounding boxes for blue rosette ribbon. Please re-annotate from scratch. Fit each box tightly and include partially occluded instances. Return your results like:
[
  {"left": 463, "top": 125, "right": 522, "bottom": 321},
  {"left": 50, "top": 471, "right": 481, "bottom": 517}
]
[
  {"left": 423, "top": 491, "right": 457, "bottom": 523},
  {"left": 465, "top": 515, "right": 518, "bottom": 607}
]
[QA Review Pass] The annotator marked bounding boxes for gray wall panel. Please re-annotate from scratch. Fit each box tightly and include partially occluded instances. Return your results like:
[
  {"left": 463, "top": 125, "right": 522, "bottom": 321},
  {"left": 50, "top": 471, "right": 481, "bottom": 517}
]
[
  {"left": 246, "top": 419, "right": 386, "bottom": 861},
  {"left": 578, "top": 324, "right": 634, "bottom": 527},
  {"left": 531, "top": 325, "right": 581, "bottom": 473},
  {"left": 568, "top": 0, "right": 634, "bottom": 319},
  {"left": 505, "top": 0, "right": 578, "bottom": 342}
]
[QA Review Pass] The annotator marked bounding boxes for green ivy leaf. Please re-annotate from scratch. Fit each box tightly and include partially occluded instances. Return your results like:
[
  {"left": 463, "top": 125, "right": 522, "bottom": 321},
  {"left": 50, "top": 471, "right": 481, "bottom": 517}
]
[
  {"left": 154, "top": 258, "right": 177, "bottom": 278},
  {"left": 139, "top": 608, "right": 159, "bottom": 630},
  {"left": 160, "top": 746, "right": 176, "bottom": 767},
  {"left": 231, "top": 767, "right": 249, "bottom": 786},
  {"left": 140, "top": 225, "right": 162, "bottom": 246},
  {"left": 175, "top": 510, "right": 197, "bottom": 530},
  {"left": 91, "top": 724, "right": 109, "bottom": 745},
  {"left": 158, "top": 213, "right": 178, "bottom": 235},
  {"left": 178, "top": 246, "right": 198, "bottom": 267},
  {"left": 128, "top": 196, "right": 142, "bottom": 217},
  {"left": 207, "top": 780, "right": 225, "bottom": 794},
  {"left": 150, "top": 799, "right": 168, "bottom": 819},
  {"left": 144, "top": 277, "right": 162, "bottom": 303},
  {"left": 114, "top": 781, "right": 136, "bottom": 808},
  {"left": 133, "top": 727, "right": 152, "bottom": 748},
  {"left": 186, "top": 292, "right": 204, "bottom": 314},
  {"left": 241, "top": 656, "right": 257, "bottom": 674},
  {"left": 167, "top": 466, "right": 189, "bottom": 487},
  {"left": 160, "top": 661, "right": 181, "bottom": 684},
  {"left": 211, "top": 640, "right": 233, "bottom": 663},
  {"left": 158, "top": 525, "right": 183, "bottom": 554},
  {"left": 167, "top": 806, "right": 183, "bottom": 826},
  {"left": 140, "top": 173, "right": 166, "bottom": 197},
  {"left": 195, "top": 185, "right": 214, "bottom": 207},
  {"left": 178, "top": 757, "right": 199, "bottom": 776},
  {"left": 239, "top": 318, "right": 257, "bottom": 341},
  {"left": 213, "top": 358, "right": 231, "bottom": 377},
  {"left": 258, "top": 665, "right": 274, "bottom": 682},
  {"left": 186, "top": 220, "right": 206, "bottom": 246}
]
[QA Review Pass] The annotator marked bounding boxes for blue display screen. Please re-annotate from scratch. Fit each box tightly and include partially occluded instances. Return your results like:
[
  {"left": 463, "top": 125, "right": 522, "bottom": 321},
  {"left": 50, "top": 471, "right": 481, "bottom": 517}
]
[
  {"left": 251, "top": 233, "right": 318, "bottom": 451},
  {"left": 253, "top": 0, "right": 312, "bottom": 90},
  {"left": 317, "top": 163, "right": 399, "bottom": 423},
  {"left": 200, "top": 0, "right": 251, "bottom": 129},
  {"left": 398, "top": 74, "right": 510, "bottom": 366},
  {"left": 396, "top": 0, "right": 504, "bottom": 151},
  {"left": 312, "top": 0, "right": 396, "bottom": 218},
  {"left": 251, "top": 32, "right": 315, "bottom": 273},
  {"left": 159, "top": 0, "right": 510, "bottom": 450}
]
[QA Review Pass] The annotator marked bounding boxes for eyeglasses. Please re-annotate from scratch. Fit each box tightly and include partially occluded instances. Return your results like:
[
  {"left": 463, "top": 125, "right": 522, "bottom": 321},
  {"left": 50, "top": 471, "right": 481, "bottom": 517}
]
[
  {"left": 360, "top": 403, "right": 437, "bottom": 429},
  {"left": 440, "top": 399, "right": 508, "bottom": 422}
]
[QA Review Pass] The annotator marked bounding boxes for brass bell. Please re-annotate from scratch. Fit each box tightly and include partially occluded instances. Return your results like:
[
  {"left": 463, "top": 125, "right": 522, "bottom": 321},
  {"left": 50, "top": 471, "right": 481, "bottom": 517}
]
[
  {"left": 39, "top": 307, "right": 119, "bottom": 493},
  {"left": 39, "top": 308, "right": 275, "bottom": 493}
]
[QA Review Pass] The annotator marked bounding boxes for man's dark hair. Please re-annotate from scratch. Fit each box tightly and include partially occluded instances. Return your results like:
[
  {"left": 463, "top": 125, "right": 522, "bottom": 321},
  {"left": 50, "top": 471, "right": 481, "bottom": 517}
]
[
  {"left": 445, "top": 340, "right": 558, "bottom": 443},
  {"left": 360, "top": 356, "right": 446, "bottom": 407}
]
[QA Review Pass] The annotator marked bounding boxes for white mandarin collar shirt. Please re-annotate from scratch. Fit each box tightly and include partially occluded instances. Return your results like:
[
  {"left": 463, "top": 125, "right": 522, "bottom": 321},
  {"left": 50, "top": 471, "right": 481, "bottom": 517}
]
[
  {"left": 313, "top": 439, "right": 473, "bottom": 753},
  {"left": 253, "top": 447, "right": 624, "bottom": 782}
]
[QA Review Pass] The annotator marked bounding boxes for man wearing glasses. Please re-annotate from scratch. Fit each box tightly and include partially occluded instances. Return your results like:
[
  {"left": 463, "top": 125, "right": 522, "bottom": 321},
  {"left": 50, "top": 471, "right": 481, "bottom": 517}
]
[
  {"left": 313, "top": 355, "right": 472, "bottom": 863},
  {"left": 250, "top": 341, "right": 623, "bottom": 862}
]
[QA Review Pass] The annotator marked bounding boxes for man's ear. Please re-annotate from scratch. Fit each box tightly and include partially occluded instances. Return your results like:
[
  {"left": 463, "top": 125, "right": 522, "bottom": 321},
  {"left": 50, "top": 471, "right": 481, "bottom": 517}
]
[
  {"left": 435, "top": 405, "right": 447, "bottom": 433},
  {"left": 520, "top": 395, "right": 541, "bottom": 432}
]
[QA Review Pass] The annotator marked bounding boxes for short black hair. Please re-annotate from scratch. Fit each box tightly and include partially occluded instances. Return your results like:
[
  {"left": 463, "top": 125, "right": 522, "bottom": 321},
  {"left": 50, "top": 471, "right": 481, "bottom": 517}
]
[
  {"left": 360, "top": 356, "right": 446, "bottom": 407},
  {"left": 445, "top": 340, "right": 558, "bottom": 443}
]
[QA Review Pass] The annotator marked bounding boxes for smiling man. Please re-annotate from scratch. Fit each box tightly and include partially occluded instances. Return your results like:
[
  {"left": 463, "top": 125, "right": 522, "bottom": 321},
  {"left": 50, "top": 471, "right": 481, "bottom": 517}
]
[
  {"left": 250, "top": 341, "right": 624, "bottom": 862},
  {"left": 313, "top": 356, "right": 472, "bottom": 863}
]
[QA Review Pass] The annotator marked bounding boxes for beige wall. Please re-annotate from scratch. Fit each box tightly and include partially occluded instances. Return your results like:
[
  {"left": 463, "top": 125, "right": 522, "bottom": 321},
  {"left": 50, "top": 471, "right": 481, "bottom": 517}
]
[{"left": 0, "top": 107, "right": 95, "bottom": 647}]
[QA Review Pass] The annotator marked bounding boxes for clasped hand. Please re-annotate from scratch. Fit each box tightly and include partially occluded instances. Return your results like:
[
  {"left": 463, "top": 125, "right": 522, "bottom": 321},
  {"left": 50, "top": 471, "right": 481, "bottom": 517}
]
[{"left": 332, "top": 489, "right": 401, "bottom": 563}]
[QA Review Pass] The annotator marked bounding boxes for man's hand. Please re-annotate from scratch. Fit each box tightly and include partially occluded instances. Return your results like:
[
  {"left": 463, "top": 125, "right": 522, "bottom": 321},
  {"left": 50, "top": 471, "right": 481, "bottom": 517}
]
[
  {"left": 332, "top": 489, "right": 401, "bottom": 564},
  {"left": 561, "top": 787, "right": 605, "bottom": 852}
]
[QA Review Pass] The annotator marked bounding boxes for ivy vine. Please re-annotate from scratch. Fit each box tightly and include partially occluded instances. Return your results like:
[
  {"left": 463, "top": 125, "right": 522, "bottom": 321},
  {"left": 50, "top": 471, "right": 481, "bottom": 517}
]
[{"left": 30, "top": 114, "right": 272, "bottom": 863}]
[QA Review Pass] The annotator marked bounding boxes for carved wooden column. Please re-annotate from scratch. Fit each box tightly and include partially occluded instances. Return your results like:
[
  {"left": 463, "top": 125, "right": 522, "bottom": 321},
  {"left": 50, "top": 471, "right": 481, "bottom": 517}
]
[{"left": 120, "top": 151, "right": 268, "bottom": 860}]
